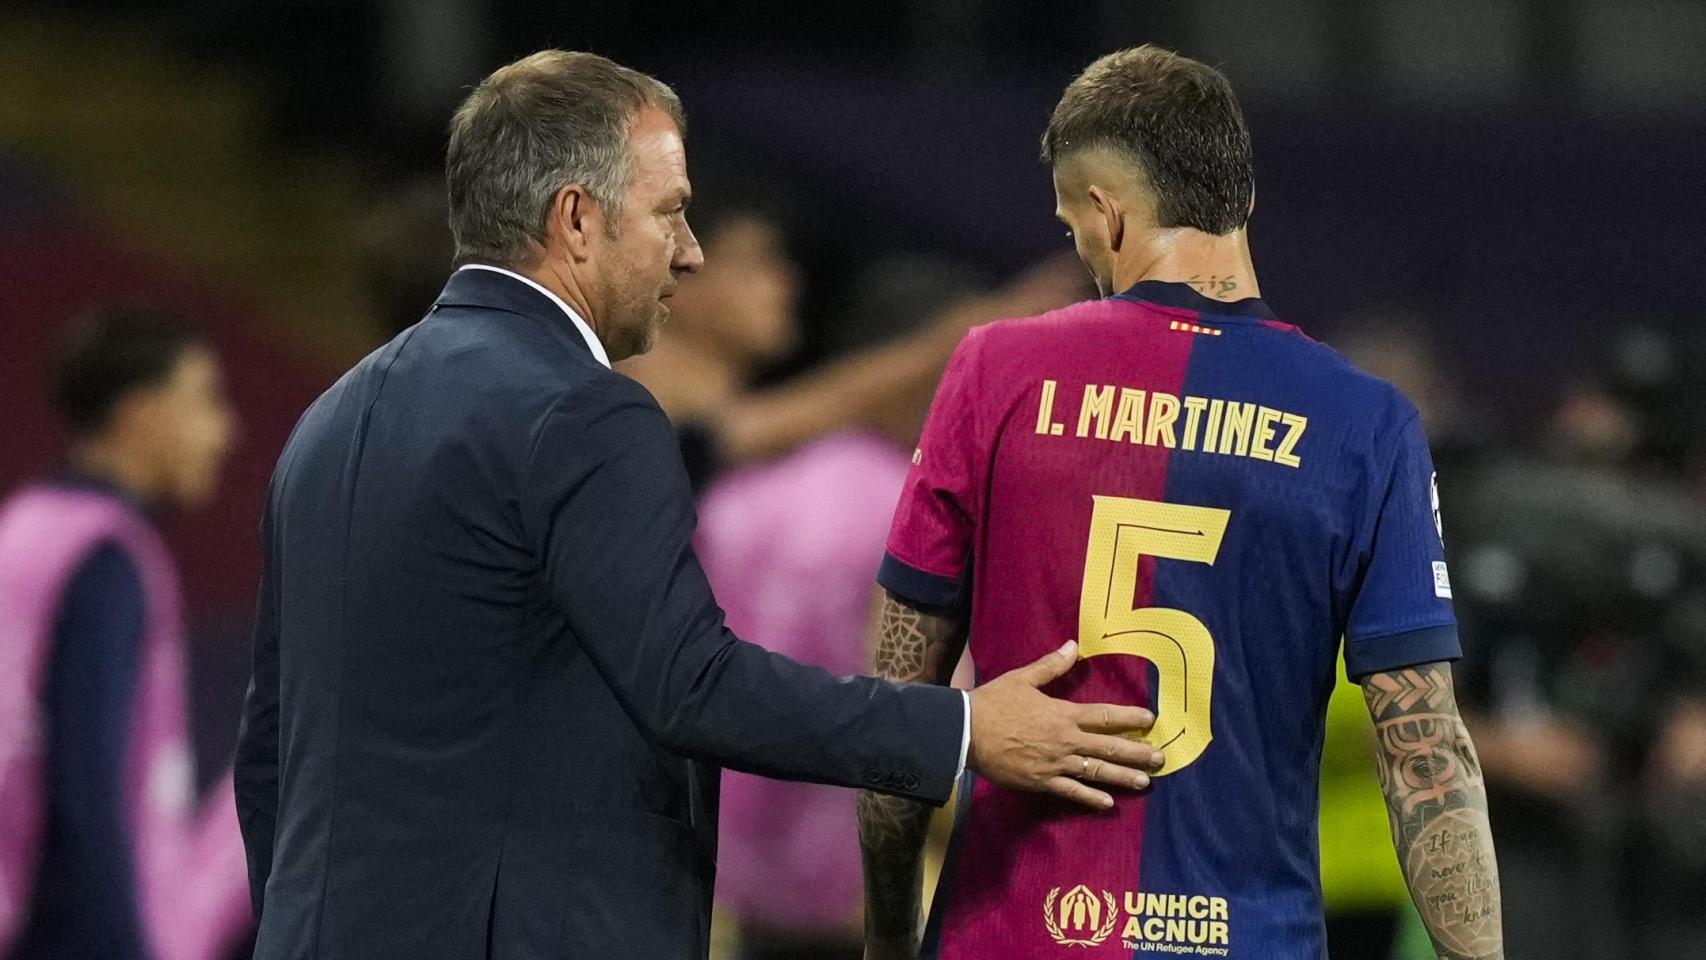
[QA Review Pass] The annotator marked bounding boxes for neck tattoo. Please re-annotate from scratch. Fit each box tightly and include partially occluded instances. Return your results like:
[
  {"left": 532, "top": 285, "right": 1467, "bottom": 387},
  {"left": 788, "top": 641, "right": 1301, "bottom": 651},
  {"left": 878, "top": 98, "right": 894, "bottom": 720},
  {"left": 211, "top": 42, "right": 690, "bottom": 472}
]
[{"left": 1185, "top": 274, "right": 1239, "bottom": 299}]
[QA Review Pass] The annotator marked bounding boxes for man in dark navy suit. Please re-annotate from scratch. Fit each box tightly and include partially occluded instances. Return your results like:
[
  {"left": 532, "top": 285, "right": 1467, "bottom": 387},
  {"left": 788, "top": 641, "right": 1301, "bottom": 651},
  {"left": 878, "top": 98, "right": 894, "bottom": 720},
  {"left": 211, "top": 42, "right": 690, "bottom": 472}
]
[{"left": 233, "top": 50, "right": 1161, "bottom": 960}]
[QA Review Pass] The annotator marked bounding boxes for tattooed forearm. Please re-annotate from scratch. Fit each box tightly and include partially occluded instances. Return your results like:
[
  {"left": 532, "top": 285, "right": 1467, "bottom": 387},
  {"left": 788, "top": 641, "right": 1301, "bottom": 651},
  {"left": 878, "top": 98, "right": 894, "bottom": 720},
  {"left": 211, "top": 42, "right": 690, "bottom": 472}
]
[
  {"left": 1363, "top": 662, "right": 1503, "bottom": 960},
  {"left": 859, "top": 591, "right": 968, "bottom": 955},
  {"left": 858, "top": 788, "right": 934, "bottom": 951}
]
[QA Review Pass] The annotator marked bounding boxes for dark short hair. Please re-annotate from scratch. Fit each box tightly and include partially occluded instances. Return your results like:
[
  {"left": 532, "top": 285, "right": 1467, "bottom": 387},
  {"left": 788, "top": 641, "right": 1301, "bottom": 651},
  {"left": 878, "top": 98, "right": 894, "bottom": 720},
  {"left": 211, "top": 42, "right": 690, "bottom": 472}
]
[
  {"left": 446, "top": 50, "right": 685, "bottom": 265},
  {"left": 1041, "top": 46, "right": 1254, "bottom": 236},
  {"left": 51, "top": 306, "right": 204, "bottom": 436}
]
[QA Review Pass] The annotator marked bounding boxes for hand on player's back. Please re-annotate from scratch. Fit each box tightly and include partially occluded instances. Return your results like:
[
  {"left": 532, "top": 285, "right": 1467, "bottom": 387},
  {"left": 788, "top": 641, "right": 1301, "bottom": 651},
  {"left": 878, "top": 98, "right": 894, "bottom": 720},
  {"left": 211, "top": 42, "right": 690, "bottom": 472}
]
[{"left": 967, "top": 640, "right": 1163, "bottom": 808}]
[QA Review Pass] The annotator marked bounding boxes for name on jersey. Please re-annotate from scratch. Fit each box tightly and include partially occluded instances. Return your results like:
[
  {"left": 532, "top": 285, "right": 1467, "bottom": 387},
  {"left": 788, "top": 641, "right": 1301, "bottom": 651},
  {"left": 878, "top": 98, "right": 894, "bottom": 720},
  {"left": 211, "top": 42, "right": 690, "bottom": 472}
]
[{"left": 1033, "top": 379, "right": 1307, "bottom": 468}]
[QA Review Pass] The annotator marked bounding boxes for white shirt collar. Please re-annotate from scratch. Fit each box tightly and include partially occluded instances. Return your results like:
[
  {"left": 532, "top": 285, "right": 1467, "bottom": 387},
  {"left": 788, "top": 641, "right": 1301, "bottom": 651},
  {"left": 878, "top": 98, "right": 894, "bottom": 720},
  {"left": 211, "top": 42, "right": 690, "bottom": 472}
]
[{"left": 455, "top": 264, "right": 611, "bottom": 369}]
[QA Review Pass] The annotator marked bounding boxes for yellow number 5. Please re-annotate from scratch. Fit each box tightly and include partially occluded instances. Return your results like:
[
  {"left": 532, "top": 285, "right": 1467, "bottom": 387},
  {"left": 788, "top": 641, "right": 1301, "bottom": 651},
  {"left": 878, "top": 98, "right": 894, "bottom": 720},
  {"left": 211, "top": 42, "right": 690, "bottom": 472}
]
[{"left": 1077, "top": 496, "right": 1230, "bottom": 777}]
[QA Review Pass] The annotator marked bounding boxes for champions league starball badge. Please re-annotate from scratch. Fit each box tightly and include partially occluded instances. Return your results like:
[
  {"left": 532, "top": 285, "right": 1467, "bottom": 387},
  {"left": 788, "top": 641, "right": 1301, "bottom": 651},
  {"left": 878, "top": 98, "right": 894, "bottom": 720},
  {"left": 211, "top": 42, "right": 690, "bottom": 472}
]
[{"left": 1431, "top": 471, "right": 1444, "bottom": 546}]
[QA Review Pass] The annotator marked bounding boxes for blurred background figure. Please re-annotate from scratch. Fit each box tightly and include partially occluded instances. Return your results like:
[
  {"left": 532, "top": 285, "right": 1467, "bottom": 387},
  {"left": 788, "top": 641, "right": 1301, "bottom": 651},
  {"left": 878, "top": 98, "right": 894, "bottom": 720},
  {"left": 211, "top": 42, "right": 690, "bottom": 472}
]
[
  {"left": 1329, "top": 318, "right": 1706, "bottom": 960},
  {"left": 1439, "top": 327, "right": 1706, "bottom": 960},
  {"left": 357, "top": 173, "right": 459, "bottom": 343},
  {"left": 0, "top": 308, "right": 251, "bottom": 960},
  {"left": 620, "top": 187, "right": 1091, "bottom": 491},
  {"left": 622, "top": 199, "right": 1088, "bottom": 960}
]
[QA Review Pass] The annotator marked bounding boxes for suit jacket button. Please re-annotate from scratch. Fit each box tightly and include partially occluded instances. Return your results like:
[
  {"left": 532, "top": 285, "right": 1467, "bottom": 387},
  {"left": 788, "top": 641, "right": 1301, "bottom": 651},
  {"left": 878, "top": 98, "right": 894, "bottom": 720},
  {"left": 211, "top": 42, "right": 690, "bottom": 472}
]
[
  {"left": 903, "top": 774, "right": 920, "bottom": 789},
  {"left": 864, "top": 767, "right": 883, "bottom": 784}
]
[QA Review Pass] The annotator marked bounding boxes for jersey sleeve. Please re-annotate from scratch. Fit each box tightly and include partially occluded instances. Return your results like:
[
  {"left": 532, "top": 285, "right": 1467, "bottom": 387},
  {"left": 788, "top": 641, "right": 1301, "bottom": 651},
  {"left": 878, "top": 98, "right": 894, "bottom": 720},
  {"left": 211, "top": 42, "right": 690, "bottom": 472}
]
[
  {"left": 1340, "top": 410, "right": 1462, "bottom": 679},
  {"left": 878, "top": 329, "right": 986, "bottom": 611}
]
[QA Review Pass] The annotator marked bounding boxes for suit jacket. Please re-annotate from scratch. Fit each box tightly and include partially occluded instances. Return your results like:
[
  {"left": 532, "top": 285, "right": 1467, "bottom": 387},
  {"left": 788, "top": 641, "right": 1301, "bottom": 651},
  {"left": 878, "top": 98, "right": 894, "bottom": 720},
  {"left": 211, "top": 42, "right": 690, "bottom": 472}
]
[{"left": 233, "top": 267, "right": 964, "bottom": 960}]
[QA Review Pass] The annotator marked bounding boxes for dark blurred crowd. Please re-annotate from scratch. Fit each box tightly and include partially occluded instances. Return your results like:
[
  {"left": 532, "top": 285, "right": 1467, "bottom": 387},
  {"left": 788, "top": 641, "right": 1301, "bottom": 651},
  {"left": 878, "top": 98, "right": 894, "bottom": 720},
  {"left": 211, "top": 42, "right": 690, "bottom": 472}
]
[{"left": 1336, "top": 318, "right": 1706, "bottom": 960}]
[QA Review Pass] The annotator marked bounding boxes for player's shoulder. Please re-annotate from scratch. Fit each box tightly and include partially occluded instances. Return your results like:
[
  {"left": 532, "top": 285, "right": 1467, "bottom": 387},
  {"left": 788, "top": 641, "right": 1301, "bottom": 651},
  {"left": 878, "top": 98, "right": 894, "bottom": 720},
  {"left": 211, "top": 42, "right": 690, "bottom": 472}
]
[
  {"left": 1281, "top": 333, "right": 1421, "bottom": 431},
  {"left": 946, "top": 297, "right": 1128, "bottom": 377},
  {"left": 1257, "top": 331, "right": 1426, "bottom": 479},
  {"left": 964, "top": 296, "right": 1124, "bottom": 345}
]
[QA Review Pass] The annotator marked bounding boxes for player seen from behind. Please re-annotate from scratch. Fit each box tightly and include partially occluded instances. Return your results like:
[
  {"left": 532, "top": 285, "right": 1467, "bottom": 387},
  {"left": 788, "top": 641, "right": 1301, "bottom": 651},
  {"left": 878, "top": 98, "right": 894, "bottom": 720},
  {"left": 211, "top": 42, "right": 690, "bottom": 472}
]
[{"left": 858, "top": 46, "right": 1503, "bottom": 960}]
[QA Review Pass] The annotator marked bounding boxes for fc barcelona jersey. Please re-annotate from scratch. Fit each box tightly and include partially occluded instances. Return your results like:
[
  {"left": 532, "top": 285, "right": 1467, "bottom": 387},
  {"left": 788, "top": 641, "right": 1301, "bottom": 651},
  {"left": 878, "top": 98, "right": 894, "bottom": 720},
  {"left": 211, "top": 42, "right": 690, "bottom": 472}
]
[{"left": 878, "top": 281, "right": 1460, "bottom": 960}]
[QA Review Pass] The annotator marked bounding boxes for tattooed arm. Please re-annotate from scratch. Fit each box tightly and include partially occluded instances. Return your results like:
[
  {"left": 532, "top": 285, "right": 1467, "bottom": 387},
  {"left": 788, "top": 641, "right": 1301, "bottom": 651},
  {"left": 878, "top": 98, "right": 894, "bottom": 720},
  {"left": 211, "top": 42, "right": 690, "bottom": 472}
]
[
  {"left": 858, "top": 592, "right": 1161, "bottom": 959},
  {"left": 858, "top": 590, "right": 969, "bottom": 960},
  {"left": 1362, "top": 661, "right": 1503, "bottom": 960}
]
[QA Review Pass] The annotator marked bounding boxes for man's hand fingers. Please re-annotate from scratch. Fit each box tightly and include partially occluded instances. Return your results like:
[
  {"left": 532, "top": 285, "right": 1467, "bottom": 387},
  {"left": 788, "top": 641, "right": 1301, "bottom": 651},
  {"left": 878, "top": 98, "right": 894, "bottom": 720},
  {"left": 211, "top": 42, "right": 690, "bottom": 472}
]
[
  {"left": 1075, "top": 702, "right": 1155, "bottom": 734},
  {"left": 1077, "top": 733, "right": 1166, "bottom": 771},
  {"left": 1069, "top": 756, "right": 1151, "bottom": 791},
  {"left": 1042, "top": 775, "right": 1114, "bottom": 810},
  {"left": 1019, "top": 640, "right": 1079, "bottom": 687}
]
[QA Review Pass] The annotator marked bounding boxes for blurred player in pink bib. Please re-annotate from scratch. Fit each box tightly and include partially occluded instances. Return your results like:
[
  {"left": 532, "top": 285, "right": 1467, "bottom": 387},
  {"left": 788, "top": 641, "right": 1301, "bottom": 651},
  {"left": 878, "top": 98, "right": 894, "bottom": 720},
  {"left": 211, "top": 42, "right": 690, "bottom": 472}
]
[{"left": 0, "top": 308, "right": 249, "bottom": 960}]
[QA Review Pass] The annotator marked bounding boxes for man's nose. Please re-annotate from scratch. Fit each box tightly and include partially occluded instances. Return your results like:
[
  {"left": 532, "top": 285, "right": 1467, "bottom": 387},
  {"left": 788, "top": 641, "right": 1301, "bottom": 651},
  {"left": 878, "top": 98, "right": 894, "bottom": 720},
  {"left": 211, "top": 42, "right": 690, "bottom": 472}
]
[{"left": 675, "top": 223, "right": 705, "bottom": 274}]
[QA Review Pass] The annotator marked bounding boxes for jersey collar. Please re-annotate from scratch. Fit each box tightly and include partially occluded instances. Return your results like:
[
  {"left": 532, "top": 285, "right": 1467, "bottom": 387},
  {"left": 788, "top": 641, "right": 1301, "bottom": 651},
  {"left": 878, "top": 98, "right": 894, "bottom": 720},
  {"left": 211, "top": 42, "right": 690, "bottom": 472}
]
[{"left": 1112, "top": 280, "right": 1277, "bottom": 321}]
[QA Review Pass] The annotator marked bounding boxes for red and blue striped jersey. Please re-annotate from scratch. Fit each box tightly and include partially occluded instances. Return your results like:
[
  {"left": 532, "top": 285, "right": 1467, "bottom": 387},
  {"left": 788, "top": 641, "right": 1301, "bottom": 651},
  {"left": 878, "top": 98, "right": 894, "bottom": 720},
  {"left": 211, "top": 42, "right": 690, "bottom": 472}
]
[{"left": 878, "top": 281, "right": 1459, "bottom": 960}]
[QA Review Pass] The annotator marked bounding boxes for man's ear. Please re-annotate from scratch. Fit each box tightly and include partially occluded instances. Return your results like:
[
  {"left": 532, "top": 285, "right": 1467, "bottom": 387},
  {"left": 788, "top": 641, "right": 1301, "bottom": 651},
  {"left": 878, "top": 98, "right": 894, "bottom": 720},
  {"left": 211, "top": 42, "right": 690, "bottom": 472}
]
[
  {"left": 1087, "top": 184, "right": 1125, "bottom": 254},
  {"left": 550, "top": 185, "right": 598, "bottom": 263}
]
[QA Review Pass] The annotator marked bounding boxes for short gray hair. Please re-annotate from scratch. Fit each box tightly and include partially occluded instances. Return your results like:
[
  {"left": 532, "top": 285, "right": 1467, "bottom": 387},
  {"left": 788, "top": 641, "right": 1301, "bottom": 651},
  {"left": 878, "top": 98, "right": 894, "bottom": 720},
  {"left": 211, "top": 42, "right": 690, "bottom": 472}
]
[{"left": 446, "top": 50, "right": 685, "bottom": 265}]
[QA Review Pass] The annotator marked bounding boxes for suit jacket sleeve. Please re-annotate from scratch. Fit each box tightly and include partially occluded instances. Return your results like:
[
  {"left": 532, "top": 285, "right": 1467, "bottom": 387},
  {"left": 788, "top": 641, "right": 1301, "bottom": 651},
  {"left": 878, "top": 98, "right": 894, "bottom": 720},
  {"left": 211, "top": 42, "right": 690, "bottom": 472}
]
[
  {"left": 234, "top": 492, "right": 282, "bottom": 920},
  {"left": 522, "top": 376, "right": 964, "bottom": 804}
]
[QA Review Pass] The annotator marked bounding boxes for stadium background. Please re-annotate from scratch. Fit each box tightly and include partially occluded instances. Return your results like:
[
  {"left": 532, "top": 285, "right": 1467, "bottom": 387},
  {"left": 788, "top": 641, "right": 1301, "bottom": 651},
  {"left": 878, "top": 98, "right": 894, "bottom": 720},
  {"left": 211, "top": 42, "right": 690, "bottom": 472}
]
[{"left": 2, "top": 1, "right": 1704, "bottom": 958}]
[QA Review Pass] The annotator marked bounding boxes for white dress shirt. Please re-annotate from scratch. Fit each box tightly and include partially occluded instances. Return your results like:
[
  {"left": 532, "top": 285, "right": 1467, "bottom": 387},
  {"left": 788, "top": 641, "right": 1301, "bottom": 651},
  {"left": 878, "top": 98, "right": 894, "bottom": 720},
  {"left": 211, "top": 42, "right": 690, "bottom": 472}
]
[{"left": 457, "top": 264, "right": 611, "bottom": 369}]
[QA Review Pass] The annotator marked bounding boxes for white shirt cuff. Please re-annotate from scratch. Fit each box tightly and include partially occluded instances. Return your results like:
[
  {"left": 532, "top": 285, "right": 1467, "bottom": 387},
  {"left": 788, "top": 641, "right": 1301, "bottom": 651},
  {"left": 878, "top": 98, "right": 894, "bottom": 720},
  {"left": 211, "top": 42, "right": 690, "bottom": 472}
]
[{"left": 956, "top": 690, "right": 972, "bottom": 779}]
